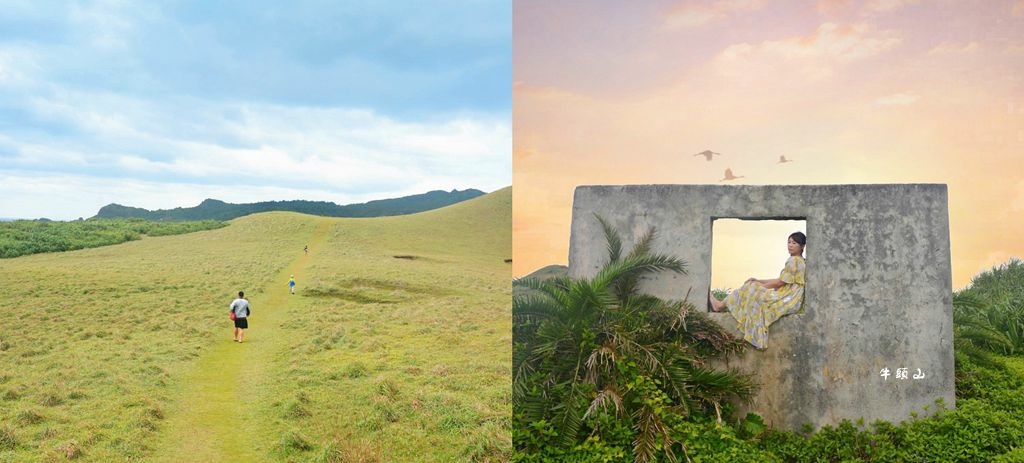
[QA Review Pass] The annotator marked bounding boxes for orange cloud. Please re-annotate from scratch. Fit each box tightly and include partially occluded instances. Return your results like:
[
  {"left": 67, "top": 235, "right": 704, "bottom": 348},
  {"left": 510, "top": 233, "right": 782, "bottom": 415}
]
[
  {"left": 817, "top": 0, "right": 854, "bottom": 15},
  {"left": 1014, "top": 0, "right": 1024, "bottom": 16},
  {"left": 513, "top": 146, "right": 538, "bottom": 162},
  {"left": 866, "top": 0, "right": 921, "bottom": 12},
  {"left": 929, "top": 42, "right": 980, "bottom": 54},
  {"left": 664, "top": 0, "right": 765, "bottom": 28},
  {"left": 874, "top": 92, "right": 919, "bottom": 106},
  {"left": 714, "top": 22, "right": 901, "bottom": 80}
]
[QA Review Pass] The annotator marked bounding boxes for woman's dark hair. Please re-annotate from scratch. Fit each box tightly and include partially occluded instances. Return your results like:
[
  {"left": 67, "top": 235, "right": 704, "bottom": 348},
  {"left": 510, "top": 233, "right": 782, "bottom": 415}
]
[{"left": 789, "top": 231, "right": 806, "bottom": 246}]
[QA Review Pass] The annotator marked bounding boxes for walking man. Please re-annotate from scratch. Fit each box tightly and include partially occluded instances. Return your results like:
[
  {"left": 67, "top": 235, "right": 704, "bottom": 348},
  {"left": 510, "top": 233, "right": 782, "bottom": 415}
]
[
  {"left": 230, "top": 291, "right": 251, "bottom": 343},
  {"left": 289, "top": 275, "right": 296, "bottom": 295}
]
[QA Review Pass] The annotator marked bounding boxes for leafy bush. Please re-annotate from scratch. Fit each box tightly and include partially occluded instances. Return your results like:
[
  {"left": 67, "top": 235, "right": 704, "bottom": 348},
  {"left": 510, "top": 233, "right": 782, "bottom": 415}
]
[
  {"left": 513, "top": 216, "right": 753, "bottom": 462},
  {"left": 957, "top": 259, "right": 1024, "bottom": 353},
  {"left": 516, "top": 248, "right": 1024, "bottom": 461}
]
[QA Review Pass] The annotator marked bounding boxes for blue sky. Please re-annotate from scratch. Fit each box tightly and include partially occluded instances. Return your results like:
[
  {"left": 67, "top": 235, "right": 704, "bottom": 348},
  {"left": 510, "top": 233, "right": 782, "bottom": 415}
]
[{"left": 0, "top": 1, "right": 510, "bottom": 220}]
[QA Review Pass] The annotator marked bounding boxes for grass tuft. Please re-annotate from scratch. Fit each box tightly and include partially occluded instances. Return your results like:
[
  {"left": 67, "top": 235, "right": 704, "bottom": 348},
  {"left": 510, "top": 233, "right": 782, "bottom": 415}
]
[
  {"left": 0, "top": 426, "right": 17, "bottom": 450},
  {"left": 345, "top": 362, "right": 369, "bottom": 379},
  {"left": 280, "top": 429, "right": 314, "bottom": 453},
  {"left": 59, "top": 440, "right": 82, "bottom": 460},
  {"left": 374, "top": 401, "right": 400, "bottom": 423},
  {"left": 39, "top": 392, "right": 64, "bottom": 407},
  {"left": 375, "top": 378, "right": 400, "bottom": 401},
  {"left": 284, "top": 399, "right": 312, "bottom": 419},
  {"left": 312, "top": 436, "right": 381, "bottom": 463},
  {"left": 16, "top": 409, "right": 45, "bottom": 425},
  {"left": 461, "top": 419, "right": 512, "bottom": 462}
]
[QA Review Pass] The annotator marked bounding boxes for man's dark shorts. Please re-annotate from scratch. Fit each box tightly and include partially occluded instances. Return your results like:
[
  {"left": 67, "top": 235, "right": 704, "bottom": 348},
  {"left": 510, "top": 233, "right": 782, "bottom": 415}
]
[{"left": 234, "top": 317, "right": 248, "bottom": 329}]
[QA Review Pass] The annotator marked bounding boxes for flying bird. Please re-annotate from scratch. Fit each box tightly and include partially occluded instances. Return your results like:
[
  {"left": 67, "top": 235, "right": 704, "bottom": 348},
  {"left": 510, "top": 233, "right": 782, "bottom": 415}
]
[
  {"left": 720, "top": 168, "right": 744, "bottom": 181},
  {"left": 693, "top": 150, "right": 721, "bottom": 161},
  {"left": 778, "top": 155, "right": 794, "bottom": 163}
]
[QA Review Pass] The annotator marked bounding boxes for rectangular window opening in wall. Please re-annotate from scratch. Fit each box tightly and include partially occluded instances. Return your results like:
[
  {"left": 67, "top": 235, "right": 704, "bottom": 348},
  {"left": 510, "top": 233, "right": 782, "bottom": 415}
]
[{"left": 710, "top": 217, "right": 807, "bottom": 312}]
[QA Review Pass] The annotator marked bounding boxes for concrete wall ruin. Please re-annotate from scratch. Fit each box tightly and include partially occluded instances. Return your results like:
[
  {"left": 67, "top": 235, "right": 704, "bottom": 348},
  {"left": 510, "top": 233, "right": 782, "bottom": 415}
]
[{"left": 567, "top": 184, "right": 955, "bottom": 431}]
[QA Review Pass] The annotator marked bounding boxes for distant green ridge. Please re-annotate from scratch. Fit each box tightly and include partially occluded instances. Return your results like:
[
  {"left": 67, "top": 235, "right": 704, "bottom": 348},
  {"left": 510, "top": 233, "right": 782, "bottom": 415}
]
[{"left": 93, "top": 188, "right": 486, "bottom": 221}]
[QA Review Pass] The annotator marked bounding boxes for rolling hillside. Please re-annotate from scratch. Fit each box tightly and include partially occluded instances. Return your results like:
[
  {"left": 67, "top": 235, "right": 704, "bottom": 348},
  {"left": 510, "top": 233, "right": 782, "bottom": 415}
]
[
  {"left": 0, "top": 187, "right": 511, "bottom": 462},
  {"left": 93, "top": 188, "right": 486, "bottom": 221}
]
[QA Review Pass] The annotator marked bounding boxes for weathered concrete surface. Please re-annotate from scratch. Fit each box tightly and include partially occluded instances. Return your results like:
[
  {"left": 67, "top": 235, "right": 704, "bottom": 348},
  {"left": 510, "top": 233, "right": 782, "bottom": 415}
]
[{"left": 567, "top": 184, "right": 955, "bottom": 431}]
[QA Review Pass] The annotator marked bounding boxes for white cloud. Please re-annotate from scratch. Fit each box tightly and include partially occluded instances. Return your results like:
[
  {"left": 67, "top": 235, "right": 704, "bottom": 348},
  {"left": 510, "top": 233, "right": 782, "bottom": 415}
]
[
  {"left": 1, "top": 89, "right": 510, "bottom": 220},
  {"left": 67, "top": 0, "right": 148, "bottom": 50},
  {"left": 0, "top": 172, "right": 355, "bottom": 220},
  {"left": 0, "top": 46, "right": 41, "bottom": 86},
  {"left": 664, "top": 0, "right": 765, "bottom": 29}
]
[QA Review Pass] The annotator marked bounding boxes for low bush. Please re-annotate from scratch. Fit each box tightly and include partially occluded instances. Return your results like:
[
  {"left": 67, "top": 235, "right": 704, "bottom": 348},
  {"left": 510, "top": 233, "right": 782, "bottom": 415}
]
[{"left": 0, "top": 218, "right": 226, "bottom": 258}]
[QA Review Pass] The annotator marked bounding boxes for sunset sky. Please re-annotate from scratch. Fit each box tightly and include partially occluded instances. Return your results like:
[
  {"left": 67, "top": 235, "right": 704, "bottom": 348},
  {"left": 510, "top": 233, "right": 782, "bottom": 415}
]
[{"left": 514, "top": 0, "right": 1024, "bottom": 289}]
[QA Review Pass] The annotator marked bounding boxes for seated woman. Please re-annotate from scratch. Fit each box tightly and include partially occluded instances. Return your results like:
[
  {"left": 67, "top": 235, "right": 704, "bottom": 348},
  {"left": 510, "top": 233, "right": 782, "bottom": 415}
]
[{"left": 709, "top": 231, "right": 806, "bottom": 349}]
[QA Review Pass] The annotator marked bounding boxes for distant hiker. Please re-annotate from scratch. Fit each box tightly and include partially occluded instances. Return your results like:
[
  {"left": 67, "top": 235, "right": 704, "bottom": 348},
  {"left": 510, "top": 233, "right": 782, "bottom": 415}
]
[
  {"left": 230, "top": 291, "right": 251, "bottom": 343},
  {"left": 304, "top": 245, "right": 308, "bottom": 254},
  {"left": 289, "top": 275, "right": 296, "bottom": 295}
]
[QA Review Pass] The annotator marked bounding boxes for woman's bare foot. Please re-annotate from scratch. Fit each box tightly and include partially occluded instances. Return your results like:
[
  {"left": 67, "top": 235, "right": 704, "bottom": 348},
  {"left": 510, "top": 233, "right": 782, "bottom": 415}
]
[{"left": 709, "top": 293, "right": 724, "bottom": 312}]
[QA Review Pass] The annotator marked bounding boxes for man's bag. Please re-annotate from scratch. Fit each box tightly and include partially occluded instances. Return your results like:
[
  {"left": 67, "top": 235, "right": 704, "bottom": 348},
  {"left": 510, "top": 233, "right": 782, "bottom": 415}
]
[{"left": 229, "top": 310, "right": 236, "bottom": 321}]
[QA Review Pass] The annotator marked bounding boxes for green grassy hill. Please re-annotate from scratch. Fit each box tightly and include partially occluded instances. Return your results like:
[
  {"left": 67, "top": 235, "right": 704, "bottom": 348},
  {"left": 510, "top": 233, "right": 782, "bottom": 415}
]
[
  {"left": 0, "top": 187, "right": 511, "bottom": 462},
  {"left": 93, "top": 188, "right": 486, "bottom": 221}
]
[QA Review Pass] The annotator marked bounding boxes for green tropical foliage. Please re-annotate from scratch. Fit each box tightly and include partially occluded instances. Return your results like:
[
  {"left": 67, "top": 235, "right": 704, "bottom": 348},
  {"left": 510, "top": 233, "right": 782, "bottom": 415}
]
[
  {"left": 952, "top": 292, "right": 1013, "bottom": 370},
  {"left": 516, "top": 238, "right": 1024, "bottom": 461},
  {"left": 0, "top": 218, "right": 226, "bottom": 258},
  {"left": 956, "top": 259, "right": 1024, "bottom": 352},
  {"left": 513, "top": 215, "right": 754, "bottom": 463}
]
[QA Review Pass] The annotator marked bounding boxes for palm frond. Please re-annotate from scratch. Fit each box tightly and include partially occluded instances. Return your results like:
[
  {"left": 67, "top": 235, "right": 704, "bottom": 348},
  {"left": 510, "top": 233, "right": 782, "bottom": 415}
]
[
  {"left": 591, "top": 253, "right": 687, "bottom": 296},
  {"left": 512, "top": 218, "right": 760, "bottom": 460},
  {"left": 632, "top": 405, "right": 671, "bottom": 463},
  {"left": 516, "top": 392, "right": 550, "bottom": 424},
  {"left": 584, "top": 343, "right": 618, "bottom": 384},
  {"left": 952, "top": 291, "right": 986, "bottom": 312},
  {"left": 512, "top": 294, "right": 563, "bottom": 324},
  {"left": 595, "top": 214, "right": 623, "bottom": 264},
  {"left": 684, "top": 365, "right": 757, "bottom": 403},
  {"left": 627, "top": 227, "right": 657, "bottom": 261},
  {"left": 956, "top": 325, "right": 1014, "bottom": 353},
  {"left": 953, "top": 343, "right": 1006, "bottom": 370},
  {"left": 584, "top": 386, "right": 624, "bottom": 419},
  {"left": 552, "top": 384, "right": 588, "bottom": 448}
]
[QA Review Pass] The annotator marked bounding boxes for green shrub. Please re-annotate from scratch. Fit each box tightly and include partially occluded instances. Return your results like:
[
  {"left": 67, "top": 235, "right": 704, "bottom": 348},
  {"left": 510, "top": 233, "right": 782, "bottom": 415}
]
[
  {"left": 514, "top": 217, "right": 754, "bottom": 463},
  {"left": 0, "top": 218, "right": 226, "bottom": 258},
  {"left": 515, "top": 254, "right": 1024, "bottom": 462}
]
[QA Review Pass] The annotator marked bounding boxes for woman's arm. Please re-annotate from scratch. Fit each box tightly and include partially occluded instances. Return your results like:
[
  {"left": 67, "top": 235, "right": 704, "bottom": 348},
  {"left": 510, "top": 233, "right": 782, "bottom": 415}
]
[{"left": 759, "top": 278, "right": 785, "bottom": 289}]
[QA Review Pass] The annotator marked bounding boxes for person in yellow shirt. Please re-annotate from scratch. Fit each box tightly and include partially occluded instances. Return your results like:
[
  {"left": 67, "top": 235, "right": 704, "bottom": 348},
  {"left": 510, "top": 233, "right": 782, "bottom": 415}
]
[{"left": 709, "top": 232, "right": 806, "bottom": 349}]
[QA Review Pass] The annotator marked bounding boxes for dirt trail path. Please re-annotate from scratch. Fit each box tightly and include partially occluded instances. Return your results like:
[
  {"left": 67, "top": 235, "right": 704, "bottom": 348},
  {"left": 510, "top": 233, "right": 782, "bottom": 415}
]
[{"left": 151, "top": 218, "right": 333, "bottom": 462}]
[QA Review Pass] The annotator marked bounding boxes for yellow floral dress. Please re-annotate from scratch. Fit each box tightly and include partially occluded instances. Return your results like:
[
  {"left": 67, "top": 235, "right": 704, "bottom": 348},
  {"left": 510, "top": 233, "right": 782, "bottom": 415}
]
[{"left": 723, "top": 255, "right": 805, "bottom": 349}]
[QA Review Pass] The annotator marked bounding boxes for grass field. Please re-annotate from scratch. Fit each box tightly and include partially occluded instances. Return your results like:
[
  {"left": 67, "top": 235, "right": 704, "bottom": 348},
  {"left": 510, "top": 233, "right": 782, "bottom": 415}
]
[{"left": 0, "top": 187, "right": 511, "bottom": 462}]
